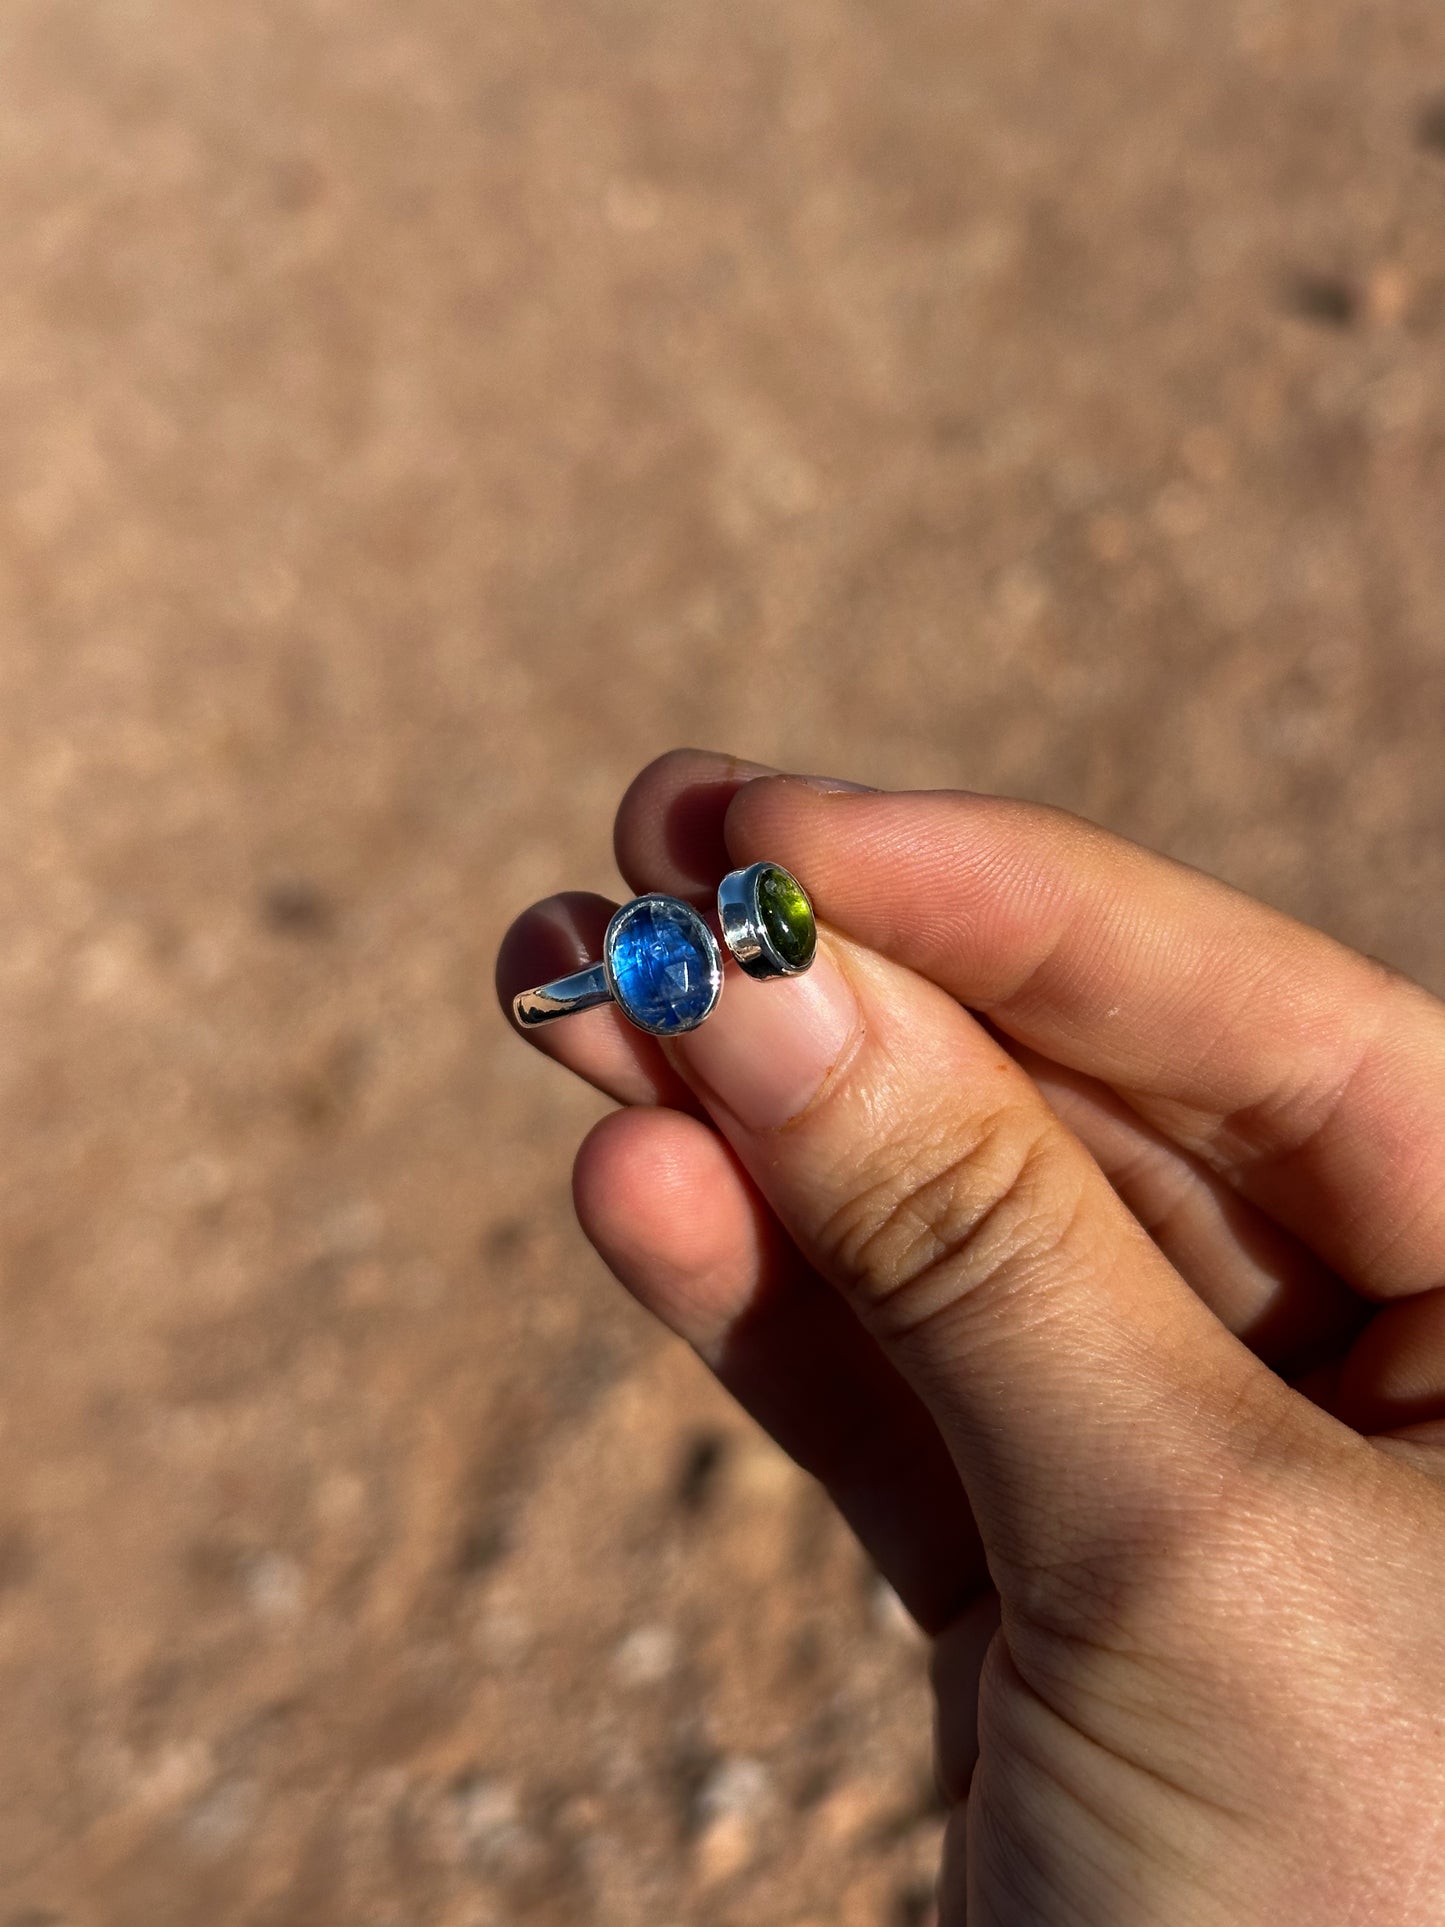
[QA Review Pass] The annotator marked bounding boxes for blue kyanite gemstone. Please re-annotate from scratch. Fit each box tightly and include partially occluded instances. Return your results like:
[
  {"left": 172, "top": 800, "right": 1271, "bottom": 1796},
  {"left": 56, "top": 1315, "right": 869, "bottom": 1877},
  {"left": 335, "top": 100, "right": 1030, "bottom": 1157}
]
[{"left": 606, "top": 896, "right": 720, "bottom": 1035}]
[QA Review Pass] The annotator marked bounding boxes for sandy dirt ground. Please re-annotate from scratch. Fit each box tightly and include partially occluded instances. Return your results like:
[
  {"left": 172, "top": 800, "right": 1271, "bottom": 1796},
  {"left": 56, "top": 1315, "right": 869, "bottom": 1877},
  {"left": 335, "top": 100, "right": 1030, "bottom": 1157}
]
[{"left": 0, "top": 2, "right": 1443, "bottom": 1921}]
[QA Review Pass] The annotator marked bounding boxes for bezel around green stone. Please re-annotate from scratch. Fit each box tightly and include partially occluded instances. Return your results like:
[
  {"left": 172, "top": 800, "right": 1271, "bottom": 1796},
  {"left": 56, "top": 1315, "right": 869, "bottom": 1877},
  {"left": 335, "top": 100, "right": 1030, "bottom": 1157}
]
[{"left": 716, "top": 861, "right": 817, "bottom": 980}]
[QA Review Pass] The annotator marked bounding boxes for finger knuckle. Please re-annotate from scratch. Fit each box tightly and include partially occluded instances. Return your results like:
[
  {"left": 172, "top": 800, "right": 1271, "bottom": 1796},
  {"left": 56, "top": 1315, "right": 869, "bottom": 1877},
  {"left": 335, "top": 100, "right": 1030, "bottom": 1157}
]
[{"left": 816, "top": 1102, "right": 1090, "bottom": 1341}]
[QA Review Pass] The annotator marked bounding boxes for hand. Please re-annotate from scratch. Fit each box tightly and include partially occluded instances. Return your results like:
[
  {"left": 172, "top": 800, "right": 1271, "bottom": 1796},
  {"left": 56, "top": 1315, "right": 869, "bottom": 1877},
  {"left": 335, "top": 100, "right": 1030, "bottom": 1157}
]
[{"left": 497, "top": 749, "right": 1445, "bottom": 1925}]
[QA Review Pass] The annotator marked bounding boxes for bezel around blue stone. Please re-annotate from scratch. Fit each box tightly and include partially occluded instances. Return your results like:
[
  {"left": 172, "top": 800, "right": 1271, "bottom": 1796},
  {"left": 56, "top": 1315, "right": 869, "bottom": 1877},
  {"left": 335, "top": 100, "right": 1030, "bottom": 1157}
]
[
  {"left": 717, "top": 861, "right": 817, "bottom": 981},
  {"left": 602, "top": 894, "right": 724, "bottom": 1037}
]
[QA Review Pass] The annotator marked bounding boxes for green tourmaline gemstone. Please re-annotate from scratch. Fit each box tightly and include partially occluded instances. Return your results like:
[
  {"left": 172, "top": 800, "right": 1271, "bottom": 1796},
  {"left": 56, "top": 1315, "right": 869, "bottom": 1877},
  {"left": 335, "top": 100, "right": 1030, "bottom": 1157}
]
[{"left": 757, "top": 866, "right": 816, "bottom": 970}]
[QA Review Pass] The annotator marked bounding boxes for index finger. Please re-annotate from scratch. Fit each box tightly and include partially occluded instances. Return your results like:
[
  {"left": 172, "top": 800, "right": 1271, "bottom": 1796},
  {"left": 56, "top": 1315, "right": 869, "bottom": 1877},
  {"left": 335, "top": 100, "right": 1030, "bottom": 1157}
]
[
  {"left": 613, "top": 752, "right": 1445, "bottom": 1303},
  {"left": 728, "top": 779, "right": 1445, "bottom": 1304}
]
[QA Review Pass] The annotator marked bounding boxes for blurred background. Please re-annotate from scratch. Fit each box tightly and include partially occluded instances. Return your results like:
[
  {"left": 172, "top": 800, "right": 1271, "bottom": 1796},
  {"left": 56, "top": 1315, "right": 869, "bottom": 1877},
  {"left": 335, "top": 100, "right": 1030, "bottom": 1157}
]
[{"left": 1, "top": 1, "right": 1443, "bottom": 1920}]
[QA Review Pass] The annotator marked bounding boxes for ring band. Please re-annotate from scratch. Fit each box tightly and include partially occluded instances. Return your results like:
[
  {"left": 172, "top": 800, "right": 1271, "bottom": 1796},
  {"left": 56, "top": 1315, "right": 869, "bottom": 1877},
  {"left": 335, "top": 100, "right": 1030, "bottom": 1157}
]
[{"left": 512, "top": 864, "right": 816, "bottom": 1037}]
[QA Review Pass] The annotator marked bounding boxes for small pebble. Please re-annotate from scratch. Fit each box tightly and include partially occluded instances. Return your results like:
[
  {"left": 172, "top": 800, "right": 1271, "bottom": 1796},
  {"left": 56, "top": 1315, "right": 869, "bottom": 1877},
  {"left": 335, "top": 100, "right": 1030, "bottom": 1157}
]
[
  {"left": 449, "top": 1775, "right": 542, "bottom": 1878},
  {"left": 692, "top": 1756, "right": 774, "bottom": 1886},
  {"left": 612, "top": 1623, "right": 677, "bottom": 1687}
]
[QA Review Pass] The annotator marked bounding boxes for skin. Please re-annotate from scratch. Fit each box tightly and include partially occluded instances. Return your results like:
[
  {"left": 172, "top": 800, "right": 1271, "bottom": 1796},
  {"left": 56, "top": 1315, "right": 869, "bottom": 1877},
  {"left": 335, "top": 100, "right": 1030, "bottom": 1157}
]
[{"left": 496, "top": 748, "right": 1445, "bottom": 1925}]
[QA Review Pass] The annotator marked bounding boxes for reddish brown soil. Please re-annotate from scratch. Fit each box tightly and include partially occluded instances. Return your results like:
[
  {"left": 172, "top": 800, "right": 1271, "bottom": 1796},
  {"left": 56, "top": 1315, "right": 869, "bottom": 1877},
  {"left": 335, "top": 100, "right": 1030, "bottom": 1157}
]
[{"left": 0, "top": 2, "right": 1443, "bottom": 1921}]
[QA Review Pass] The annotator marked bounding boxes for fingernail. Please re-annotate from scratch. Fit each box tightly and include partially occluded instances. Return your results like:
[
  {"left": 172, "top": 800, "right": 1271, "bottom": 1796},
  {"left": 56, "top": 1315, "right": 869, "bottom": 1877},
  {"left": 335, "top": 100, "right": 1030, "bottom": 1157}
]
[
  {"left": 796, "top": 773, "right": 875, "bottom": 794},
  {"left": 676, "top": 940, "right": 862, "bottom": 1131}
]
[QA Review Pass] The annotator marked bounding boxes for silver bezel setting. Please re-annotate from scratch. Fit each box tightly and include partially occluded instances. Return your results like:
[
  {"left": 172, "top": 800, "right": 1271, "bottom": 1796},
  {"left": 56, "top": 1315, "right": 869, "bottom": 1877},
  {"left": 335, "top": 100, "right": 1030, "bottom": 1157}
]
[
  {"left": 717, "top": 862, "right": 816, "bottom": 981},
  {"left": 601, "top": 893, "right": 724, "bottom": 1037}
]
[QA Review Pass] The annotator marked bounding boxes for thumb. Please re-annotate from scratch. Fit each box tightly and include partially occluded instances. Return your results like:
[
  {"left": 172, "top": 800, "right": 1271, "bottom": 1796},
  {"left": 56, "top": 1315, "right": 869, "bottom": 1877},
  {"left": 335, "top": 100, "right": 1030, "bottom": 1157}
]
[{"left": 670, "top": 923, "right": 1295, "bottom": 1600}]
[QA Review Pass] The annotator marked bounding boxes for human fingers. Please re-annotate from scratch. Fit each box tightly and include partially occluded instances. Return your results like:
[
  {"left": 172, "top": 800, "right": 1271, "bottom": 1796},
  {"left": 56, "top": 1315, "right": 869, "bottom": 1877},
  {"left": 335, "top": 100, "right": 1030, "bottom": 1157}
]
[
  {"left": 929, "top": 1590, "right": 1003, "bottom": 1800},
  {"left": 658, "top": 921, "right": 1313, "bottom": 1600},
  {"left": 494, "top": 903, "right": 988, "bottom": 1628},
  {"left": 1335, "top": 1289, "right": 1445, "bottom": 1438},
  {"left": 572, "top": 1105, "right": 987, "bottom": 1631},
  {"left": 722, "top": 777, "right": 1445, "bottom": 1304},
  {"left": 611, "top": 748, "right": 779, "bottom": 903},
  {"left": 611, "top": 752, "right": 1365, "bottom": 1359},
  {"left": 497, "top": 901, "right": 986, "bottom": 1626},
  {"left": 1007, "top": 1040, "right": 1364, "bottom": 1370}
]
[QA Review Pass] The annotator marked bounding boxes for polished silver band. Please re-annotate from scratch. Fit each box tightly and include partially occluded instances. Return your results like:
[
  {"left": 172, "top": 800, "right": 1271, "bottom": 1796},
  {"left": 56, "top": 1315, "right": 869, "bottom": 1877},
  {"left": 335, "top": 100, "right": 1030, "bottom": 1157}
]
[{"left": 512, "top": 962, "right": 612, "bottom": 1029}]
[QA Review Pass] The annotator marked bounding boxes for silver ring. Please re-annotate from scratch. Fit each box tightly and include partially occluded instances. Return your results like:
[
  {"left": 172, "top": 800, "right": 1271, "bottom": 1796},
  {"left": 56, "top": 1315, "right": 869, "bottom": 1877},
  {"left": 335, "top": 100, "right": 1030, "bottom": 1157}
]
[
  {"left": 512, "top": 864, "right": 816, "bottom": 1036},
  {"left": 513, "top": 893, "right": 724, "bottom": 1036}
]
